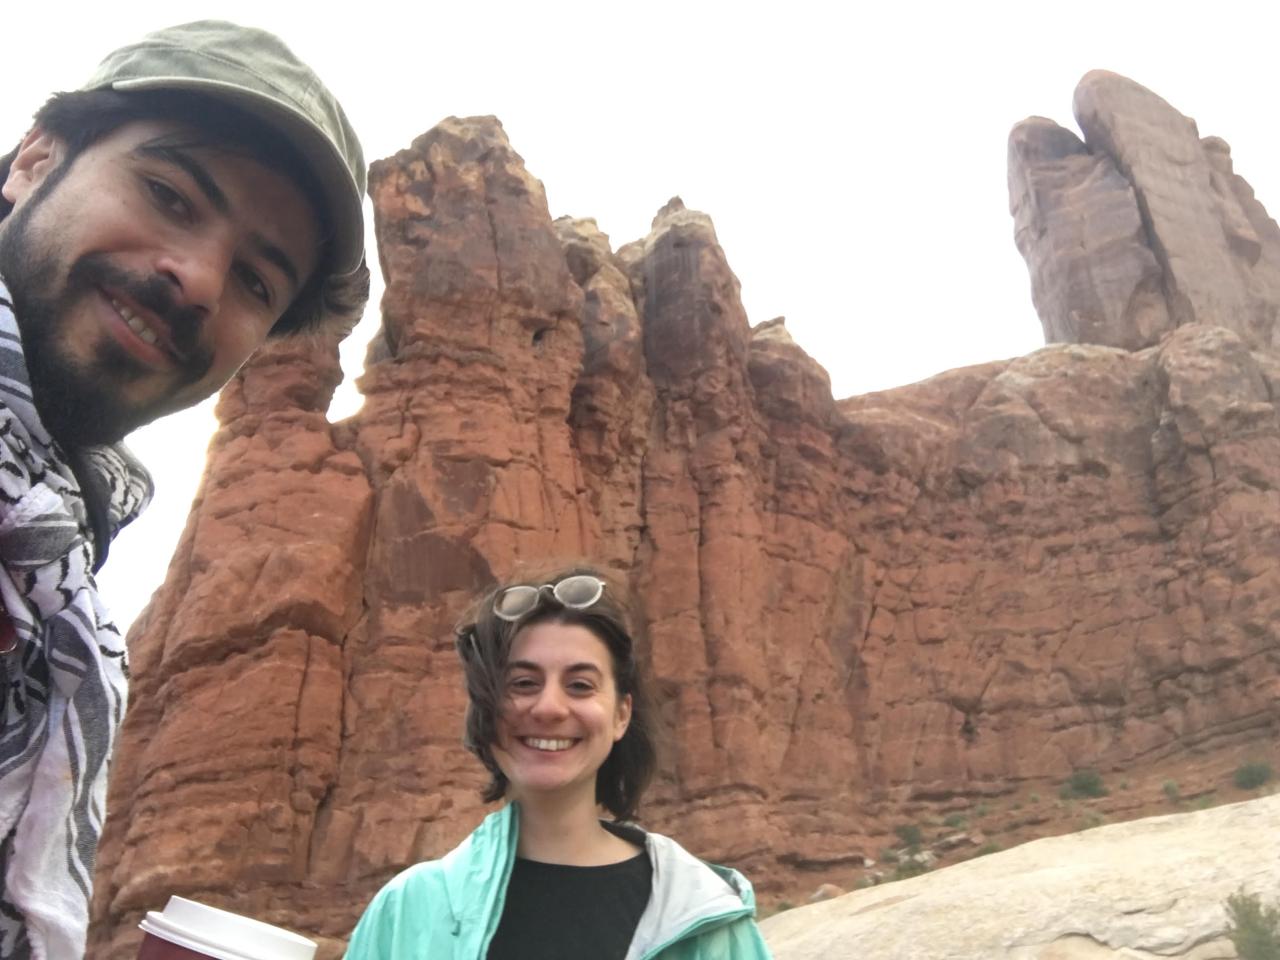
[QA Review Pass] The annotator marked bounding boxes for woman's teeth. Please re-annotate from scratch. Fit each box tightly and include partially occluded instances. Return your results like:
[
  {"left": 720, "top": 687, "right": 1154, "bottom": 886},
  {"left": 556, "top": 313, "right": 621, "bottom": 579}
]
[{"left": 522, "top": 737, "right": 574, "bottom": 752}]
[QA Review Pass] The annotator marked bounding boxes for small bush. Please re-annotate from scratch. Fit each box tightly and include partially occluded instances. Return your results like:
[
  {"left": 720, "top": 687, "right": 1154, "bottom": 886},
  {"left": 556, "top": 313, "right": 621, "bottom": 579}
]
[
  {"left": 1162, "top": 780, "right": 1181, "bottom": 802},
  {"left": 1234, "top": 763, "right": 1275, "bottom": 791},
  {"left": 892, "top": 861, "right": 929, "bottom": 881},
  {"left": 1061, "top": 769, "right": 1108, "bottom": 799},
  {"left": 974, "top": 802, "right": 992, "bottom": 817},
  {"left": 1225, "top": 889, "right": 1280, "bottom": 960},
  {"left": 894, "top": 823, "right": 923, "bottom": 848},
  {"left": 975, "top": 842, "right": 1001, "bottom": 858},
  {"left": 773, "top": 900, "right": 796, "bottom": 915},
  {"left": 1029, "top": 793, "right": 1041, "bottom": 804},
  {"left": 943, "top": 813, "right": 967, "bottom": 829},
  {"left": 881, "top": 847, "right": 899, "bottom": 864}
]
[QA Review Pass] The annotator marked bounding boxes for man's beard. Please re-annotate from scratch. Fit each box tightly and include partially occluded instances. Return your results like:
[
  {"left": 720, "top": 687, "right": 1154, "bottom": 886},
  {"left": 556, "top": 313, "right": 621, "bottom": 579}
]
[{"left": 0, "top": 185, "right": 212, "bottom": 448}]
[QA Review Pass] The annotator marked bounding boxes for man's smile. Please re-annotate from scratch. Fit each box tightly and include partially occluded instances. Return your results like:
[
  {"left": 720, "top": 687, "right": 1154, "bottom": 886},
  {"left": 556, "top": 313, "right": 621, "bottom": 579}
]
[{"left": 102, "top": 288, "right": 184, "bottom": 367}]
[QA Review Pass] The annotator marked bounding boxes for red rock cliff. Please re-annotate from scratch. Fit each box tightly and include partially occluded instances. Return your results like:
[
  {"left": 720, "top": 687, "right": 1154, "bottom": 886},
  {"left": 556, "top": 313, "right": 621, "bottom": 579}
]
[{"left": 89, "top": 78, "right": 1280, "bottom": 958}]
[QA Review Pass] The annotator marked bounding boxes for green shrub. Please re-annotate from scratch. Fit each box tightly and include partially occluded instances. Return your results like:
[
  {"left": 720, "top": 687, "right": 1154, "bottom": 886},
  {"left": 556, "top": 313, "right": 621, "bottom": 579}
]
[
  {"left": 1060, "top": 769, "right": 1108, "bottom": 799},
  {"left": 1234, "top": 763, "right": 1275, "bottom": 791},
  {"left": 975, "top": 842, "right": 1001, "bottom": 857},
  {"left": 974, "top": 801, "right": 992, "bottom": 817},
  {"left": 773, "top": 900, "right": 796, "bottom": 915},
  {"left": 943, "top": 813, "right": 967, "bottom": 829},
  {"left": 894, "top": 823, "right": 923, "bottom": 848},
  {"left": 1226, "top": 889, "right": 1280, "bottom": 960},
  {"left": 1162, "top": 780, "right": 1180, "bottom": 802},
  {"left": 881, "top": 847, "right": 900, "bottom": 864},
  {"left": 892, "top": 861, "right": 929, "bottom": 881},
  {"left": 1029, "top": 793, "right": 1041, "bottom": 804}
]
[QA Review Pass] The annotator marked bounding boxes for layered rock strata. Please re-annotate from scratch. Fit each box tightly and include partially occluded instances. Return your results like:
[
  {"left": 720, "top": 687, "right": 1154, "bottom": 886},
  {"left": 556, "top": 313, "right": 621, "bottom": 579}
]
[{"left": 90, "top": 96, "right": 1280, "bottom": 958}]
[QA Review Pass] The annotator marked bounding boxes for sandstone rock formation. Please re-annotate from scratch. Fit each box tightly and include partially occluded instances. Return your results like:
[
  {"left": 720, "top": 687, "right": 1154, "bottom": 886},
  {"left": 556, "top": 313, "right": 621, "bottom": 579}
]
[
  {"left": 1009, "top": 70, "right": 1280, "bottom": 351},
  {"left": 89, "top": 85, "right": 1280, "bottom": 959},
  {"left": 762, "top": 793, "right": 1280, "bottom": 959}
]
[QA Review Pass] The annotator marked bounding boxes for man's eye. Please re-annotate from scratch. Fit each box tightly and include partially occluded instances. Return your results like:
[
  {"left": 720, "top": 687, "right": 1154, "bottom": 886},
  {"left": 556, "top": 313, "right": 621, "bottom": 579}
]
[
  {"left": 236, "top": 264, "right": 273, "bottom": 306},
  {"left": 146, "top": 179, "right": 190, "bottom": 220}
]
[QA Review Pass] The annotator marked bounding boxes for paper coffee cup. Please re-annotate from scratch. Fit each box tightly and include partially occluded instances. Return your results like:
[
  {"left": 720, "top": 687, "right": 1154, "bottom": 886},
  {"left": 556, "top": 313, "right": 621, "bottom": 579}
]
[{"left": 137, "top": 896, "right": 316, "bottom": 960}]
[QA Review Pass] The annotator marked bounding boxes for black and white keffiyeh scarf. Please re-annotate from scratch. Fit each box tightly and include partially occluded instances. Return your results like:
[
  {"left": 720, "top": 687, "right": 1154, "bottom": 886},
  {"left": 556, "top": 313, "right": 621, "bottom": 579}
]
[{"left": 0, "top": 278, "right": 152, "bottom": 959}]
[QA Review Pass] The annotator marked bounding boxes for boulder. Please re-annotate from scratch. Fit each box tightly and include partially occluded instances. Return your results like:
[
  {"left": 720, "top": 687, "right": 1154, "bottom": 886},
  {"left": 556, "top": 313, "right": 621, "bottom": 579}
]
[{"left": 762, "top": 794, "right": 1280, "bottom": 960}]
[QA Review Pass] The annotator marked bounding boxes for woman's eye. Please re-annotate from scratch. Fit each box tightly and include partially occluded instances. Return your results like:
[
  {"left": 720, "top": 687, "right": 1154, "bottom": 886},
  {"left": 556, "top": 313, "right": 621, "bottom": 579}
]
[
  {"left": 568, "top": 681, "right": 595, "bottom": 695},
  {"left": 508, "top": 677, "right": 538, "bottom": 692},
  {"left": 146, "top": 179, "right": 190, "bottom": 220}
]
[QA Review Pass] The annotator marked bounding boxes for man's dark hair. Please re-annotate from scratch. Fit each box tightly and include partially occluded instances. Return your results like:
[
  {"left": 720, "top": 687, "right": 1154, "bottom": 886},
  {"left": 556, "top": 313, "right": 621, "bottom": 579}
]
[
  {"left": 456, "top": 566, "right": 659, "bottom": 821},
  {"left": 0, "top": 88, "right": 367, "bottom": 336}
]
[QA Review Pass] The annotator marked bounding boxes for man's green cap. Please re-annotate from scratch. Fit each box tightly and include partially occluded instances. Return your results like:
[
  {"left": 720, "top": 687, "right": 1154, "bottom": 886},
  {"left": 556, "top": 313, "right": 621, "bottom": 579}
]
[{"left": 82, "top": 20, "right": 366, "bottom": 275}]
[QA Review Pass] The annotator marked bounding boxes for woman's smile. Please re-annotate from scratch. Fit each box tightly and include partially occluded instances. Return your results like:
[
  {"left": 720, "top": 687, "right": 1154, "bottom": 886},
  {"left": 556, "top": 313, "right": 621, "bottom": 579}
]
[
  {"left": 494, "top": 621, "right": 632, "bottom": 802},
  {"left": 518, "top": 737, "right": 580, "bottom": 752}
]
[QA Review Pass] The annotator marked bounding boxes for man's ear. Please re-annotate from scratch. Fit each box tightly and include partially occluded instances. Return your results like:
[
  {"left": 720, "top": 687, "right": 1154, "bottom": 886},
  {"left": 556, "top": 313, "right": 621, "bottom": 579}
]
[{"left": 2, "top": 128, "right": 65, "bottom": 205}]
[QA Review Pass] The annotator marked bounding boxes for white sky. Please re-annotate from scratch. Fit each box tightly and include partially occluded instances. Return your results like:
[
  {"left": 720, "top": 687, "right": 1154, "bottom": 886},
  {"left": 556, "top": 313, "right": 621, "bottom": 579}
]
[{"left": 4, "top": 0, "right": 1279, "bottom": 631}]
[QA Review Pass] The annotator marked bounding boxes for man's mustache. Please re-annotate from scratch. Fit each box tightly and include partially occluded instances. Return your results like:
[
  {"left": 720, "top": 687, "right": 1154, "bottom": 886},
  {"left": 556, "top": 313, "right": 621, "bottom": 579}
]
[{"left": 66, "top": 254, "right": 208, "bottom": 368}]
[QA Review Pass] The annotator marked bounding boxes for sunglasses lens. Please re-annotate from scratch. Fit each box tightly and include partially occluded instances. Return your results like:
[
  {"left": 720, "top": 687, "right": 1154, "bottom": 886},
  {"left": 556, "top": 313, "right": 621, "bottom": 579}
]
[
  {"left": 553, "top": 576, "right": 603, "bottom": 608},
  {"left": 494, "top": 585, "right": 539, "bottom": 621}
]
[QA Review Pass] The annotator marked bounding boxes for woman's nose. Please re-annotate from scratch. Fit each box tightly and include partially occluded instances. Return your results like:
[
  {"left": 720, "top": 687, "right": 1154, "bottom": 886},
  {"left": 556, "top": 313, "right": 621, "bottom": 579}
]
[{"left": 529, "top": 685, "right": 570, "bottom": 719}]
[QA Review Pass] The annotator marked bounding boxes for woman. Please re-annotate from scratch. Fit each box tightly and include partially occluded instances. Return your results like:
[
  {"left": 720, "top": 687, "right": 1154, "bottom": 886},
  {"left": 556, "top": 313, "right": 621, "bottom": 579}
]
[{"left": 345, "top": 568, "right": 773, "bottom": 959}]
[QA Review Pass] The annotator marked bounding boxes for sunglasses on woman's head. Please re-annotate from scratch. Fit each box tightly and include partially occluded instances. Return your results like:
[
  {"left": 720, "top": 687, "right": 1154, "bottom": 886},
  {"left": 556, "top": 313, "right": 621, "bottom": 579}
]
[{"left": 492, "top": 575, "right": 606, "bottom": 622}]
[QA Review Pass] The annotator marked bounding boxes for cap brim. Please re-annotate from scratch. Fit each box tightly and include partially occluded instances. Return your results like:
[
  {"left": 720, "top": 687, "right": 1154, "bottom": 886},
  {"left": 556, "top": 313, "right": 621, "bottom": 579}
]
[{"left": 109, "top": 75, "right": 366, "bottom": 275}]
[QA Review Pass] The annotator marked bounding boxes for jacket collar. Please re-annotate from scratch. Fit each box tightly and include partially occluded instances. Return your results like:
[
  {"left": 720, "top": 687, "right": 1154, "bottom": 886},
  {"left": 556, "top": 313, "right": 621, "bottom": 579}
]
[
  {"left": 625, "top": 829, "right": 756, "bottom": 960},
  {"left": 439, "top": 803, "right": 521, "bottom": 956},
  {"left": 439, "top": 803, "right": 756, "bottom": 959}
]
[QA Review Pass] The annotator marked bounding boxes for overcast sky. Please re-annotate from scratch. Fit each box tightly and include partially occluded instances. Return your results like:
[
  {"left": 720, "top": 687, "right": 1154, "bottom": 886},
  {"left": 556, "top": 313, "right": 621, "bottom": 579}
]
[{"left": 4, "top": 0, "right": 1279, "bottom": 630}]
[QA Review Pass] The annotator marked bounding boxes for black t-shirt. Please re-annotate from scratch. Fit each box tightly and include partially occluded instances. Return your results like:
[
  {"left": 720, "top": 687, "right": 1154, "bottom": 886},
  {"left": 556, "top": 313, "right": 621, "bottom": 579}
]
[{"left": 486, "top": 850, "right": 653, "bottom": 960}]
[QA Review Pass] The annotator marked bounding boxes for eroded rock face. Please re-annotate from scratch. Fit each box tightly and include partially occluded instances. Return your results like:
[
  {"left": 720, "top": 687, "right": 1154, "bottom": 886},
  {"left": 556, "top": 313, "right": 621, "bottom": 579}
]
[
  {"left": 761, "top": 794, "right": 1280, "bottom": 960},
  {"left": 89, "top": 329, "right": 374, "bottom": 956},
  {"left": 1009, "top": 70, "right": 1280, "bottom": 350},
  {"left": 90, "top": 99, "right": 1280, "bottom": 958}
]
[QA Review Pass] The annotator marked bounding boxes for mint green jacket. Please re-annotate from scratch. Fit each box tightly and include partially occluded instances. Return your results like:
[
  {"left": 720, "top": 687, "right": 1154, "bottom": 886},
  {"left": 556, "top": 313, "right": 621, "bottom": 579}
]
[{"left": 344, "top": 804, "right": 773, "bottom": 960}]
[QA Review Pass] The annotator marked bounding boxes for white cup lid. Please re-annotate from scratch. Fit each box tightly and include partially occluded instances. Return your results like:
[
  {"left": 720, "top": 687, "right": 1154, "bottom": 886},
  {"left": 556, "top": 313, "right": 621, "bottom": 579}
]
[{"left": 138, "top": 896, "right": 316, "bottom": 960}]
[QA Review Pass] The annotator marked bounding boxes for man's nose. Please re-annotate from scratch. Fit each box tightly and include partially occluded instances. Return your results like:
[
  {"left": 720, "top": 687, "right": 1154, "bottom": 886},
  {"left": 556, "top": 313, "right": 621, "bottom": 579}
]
[{"left": 155, "top": 238, "right": 230, "bottom": 315}]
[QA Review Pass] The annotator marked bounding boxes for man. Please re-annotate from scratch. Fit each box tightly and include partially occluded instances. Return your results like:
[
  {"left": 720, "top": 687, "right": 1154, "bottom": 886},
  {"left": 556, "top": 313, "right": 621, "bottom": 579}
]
[{"left": 0, "top": 21, "right": 367, "bottom": 957}]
